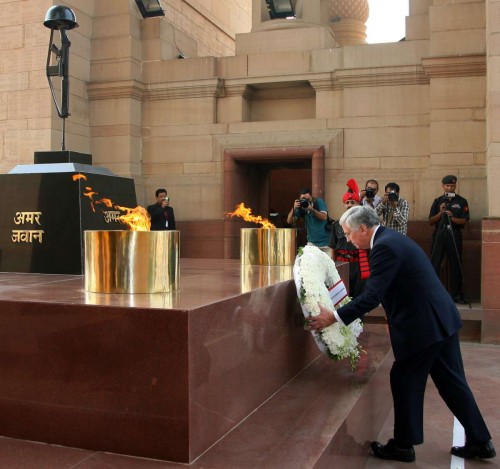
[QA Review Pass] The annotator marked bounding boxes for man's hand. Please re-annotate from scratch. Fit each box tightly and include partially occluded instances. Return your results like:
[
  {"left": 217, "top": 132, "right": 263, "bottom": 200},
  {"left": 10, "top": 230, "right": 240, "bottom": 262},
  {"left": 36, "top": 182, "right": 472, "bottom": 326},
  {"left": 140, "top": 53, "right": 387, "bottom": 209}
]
[
  {"left": 306, "top": 304, "right": 336, "bottom": 332},
  {"left": 439, "top": 202, "right": 452, "bottom": 217}
]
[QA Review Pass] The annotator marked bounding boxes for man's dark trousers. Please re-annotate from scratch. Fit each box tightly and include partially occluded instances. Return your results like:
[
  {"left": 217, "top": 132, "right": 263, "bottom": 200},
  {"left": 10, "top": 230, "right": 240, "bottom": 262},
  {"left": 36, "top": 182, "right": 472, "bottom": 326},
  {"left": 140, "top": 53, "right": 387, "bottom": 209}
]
[{"left": 391, "top": 332, "right": 490, "bottom": 446}]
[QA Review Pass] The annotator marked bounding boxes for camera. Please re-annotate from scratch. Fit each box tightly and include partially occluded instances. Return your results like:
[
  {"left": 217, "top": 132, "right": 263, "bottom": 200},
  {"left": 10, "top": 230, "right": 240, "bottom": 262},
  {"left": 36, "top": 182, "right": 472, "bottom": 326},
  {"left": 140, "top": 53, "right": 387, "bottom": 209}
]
[
  {"left": 388, "top": 191, "right": 399, "bottom": 202},
  {"left": 365, "top": 187, "right": 376, "bottom": 199},
  {"left": 300, "top": 199, "right": 310, "bottom": 209},
  {"left": 444, "top": 192, "right": 455, "bottom": 199}
]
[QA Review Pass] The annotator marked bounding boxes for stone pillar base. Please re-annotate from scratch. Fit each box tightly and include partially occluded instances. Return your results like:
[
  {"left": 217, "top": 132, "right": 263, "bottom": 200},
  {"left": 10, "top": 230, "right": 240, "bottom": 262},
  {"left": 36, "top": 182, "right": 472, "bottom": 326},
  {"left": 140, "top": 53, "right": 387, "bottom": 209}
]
[{"left": 481, "top": 218, "right": 500, "bottom": 343}]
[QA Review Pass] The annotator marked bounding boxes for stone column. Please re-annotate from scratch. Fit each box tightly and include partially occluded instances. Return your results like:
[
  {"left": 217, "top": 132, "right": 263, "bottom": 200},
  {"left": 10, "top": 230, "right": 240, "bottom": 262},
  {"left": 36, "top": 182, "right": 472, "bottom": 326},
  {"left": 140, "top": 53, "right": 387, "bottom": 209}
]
[
  {"left": 328, "top": 0, "right": 369, "bottom": 46},
  {"left": 483, "top": 0, "right": 500, "bottom": 343},
  {"left": 88, "top": 1, "right": 143, "bottom": 178}
]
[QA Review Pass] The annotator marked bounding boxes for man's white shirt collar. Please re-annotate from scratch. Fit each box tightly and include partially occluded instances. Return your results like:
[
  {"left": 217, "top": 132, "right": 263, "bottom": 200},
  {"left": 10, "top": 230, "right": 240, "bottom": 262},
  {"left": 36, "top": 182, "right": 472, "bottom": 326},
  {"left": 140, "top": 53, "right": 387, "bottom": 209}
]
[{"left": 370, "top": 225, "right": 381, "bottom": 249}]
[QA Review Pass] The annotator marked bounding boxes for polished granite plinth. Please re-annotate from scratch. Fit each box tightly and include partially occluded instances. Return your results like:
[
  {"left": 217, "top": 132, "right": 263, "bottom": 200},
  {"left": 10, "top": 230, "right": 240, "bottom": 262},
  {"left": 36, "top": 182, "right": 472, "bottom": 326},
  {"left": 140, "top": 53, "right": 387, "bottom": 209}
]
[
  {"left": 1, "top": 261, "right": 498, "bottom": 468},
  {"left": 0, "top": 259, "right": 355, "bottom": 463}
]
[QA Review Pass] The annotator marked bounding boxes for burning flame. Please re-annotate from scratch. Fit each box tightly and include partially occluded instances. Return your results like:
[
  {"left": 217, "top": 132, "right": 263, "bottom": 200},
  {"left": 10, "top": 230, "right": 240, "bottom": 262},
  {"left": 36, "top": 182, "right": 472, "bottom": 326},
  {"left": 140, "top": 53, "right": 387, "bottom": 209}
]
[
  {"left": 226, "top": 203, "right": 275, "bottom": 229},
  {"left": 72, "top": 174, "right": 151, "bottom": 231},
  {"left": 115, "top": 205, "right": 151, "bottom": 231}
]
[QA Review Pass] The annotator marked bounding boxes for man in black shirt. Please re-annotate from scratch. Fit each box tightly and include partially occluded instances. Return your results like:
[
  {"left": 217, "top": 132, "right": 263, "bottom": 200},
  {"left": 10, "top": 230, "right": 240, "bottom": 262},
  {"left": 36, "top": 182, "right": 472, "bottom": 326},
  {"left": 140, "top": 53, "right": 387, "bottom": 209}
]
[
  {"left": 147, "top": 188, "right": 176, "bottom": 231},
  {"left": 428, "top": 175, "right": 469, "bottom": 304}
]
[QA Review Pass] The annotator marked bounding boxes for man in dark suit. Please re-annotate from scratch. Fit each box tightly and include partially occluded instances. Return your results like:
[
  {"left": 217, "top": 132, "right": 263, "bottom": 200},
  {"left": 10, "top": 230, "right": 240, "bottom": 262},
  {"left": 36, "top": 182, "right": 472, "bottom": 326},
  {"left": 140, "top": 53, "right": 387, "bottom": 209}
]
[
  {"left": 147, "top": 188, "right": 176, "bottom": 231},
  {"left": 308, "top": 206, "right": 495, "bottom": 463}
]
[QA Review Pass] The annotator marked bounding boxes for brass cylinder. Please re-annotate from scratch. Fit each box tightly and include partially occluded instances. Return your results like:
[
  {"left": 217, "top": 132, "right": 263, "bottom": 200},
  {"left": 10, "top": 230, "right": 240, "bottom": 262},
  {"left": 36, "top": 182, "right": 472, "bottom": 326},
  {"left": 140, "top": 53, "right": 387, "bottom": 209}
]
[
  {"left": 84, "top": 230, "right": 180, "bottom": 293},
  {"left": 240, "top": 264, "right": 293, "bottom": 292},
  {"left": 240, "top": 228, "right": 296, "bottom": 265}
]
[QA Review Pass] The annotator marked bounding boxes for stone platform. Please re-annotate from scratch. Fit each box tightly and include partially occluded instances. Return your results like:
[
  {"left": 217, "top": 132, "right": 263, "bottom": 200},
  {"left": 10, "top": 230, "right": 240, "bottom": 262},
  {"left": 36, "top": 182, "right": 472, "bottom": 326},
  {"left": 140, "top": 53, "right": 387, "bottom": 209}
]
[
  {"left": 0, "top": 260, "right": 496, "bottom": 468},
  {"left": 0, "top": 258, "right": 365, "bottom": 463}
]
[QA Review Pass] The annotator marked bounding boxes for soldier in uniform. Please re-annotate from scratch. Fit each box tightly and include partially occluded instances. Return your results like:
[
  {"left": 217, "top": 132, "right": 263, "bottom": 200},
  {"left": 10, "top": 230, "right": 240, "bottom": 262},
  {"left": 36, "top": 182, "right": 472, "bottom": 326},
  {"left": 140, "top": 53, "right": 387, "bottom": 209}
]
[
  {"left": 329, "top": 179, "right": 370, "bottom": 298},
  {"left": 428, "top": 175, "right": 469, "bottom": 304}
]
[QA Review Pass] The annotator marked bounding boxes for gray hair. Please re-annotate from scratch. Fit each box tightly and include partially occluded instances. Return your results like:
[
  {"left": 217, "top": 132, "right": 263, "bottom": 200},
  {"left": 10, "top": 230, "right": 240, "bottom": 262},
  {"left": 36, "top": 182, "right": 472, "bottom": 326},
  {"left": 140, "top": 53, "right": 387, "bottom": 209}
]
[{"left": 339, "top": 205, "right": 380, "bottom": 231}]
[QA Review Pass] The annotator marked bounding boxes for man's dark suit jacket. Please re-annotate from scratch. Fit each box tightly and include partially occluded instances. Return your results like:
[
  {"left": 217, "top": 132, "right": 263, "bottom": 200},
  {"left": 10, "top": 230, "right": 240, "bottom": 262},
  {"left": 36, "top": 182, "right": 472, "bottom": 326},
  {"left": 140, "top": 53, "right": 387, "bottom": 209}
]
[
  {"left": 337, "top": 226, "right": 462, "bottom": 361},
  {"left": 147, "top": 204, "right": 176, "bottom": 231}
]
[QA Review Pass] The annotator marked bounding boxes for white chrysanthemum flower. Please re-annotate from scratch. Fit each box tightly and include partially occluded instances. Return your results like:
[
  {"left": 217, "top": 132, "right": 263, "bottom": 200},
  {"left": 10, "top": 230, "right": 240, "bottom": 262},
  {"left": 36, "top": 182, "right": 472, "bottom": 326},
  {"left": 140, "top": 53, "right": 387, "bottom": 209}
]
[{"left": 293, "top": 245, "right": 364, "bottom": 369}]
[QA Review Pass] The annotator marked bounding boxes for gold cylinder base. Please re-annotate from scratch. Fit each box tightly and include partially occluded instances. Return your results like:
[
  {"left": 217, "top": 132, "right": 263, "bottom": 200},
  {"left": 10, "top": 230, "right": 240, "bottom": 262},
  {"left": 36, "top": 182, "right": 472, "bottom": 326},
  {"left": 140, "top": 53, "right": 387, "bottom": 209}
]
[
  {"left": 84, "top": 230, "right": 180, "bottom": 293},
  {"left": 240, "top": 228, "right": 296, "bottom": 265}
]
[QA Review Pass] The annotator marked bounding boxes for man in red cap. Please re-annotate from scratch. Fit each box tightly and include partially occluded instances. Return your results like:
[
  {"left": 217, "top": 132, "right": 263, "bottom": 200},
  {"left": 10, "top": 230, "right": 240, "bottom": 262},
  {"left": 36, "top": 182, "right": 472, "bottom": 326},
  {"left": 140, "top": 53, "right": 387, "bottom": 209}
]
[
  {"left": 428, "top": 175, "right": 469, "bottom": 304},
  {"left": 329, "top": 179, "right": 370, "bottom": 297}
]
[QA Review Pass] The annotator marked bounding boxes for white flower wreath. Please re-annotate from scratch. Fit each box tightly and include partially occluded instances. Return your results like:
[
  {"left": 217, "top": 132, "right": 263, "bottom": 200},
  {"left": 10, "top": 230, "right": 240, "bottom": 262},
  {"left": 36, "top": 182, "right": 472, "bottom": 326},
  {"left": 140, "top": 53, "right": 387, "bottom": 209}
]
[{"left": 293, "top": 245, "right": 364, "bottom": 369}]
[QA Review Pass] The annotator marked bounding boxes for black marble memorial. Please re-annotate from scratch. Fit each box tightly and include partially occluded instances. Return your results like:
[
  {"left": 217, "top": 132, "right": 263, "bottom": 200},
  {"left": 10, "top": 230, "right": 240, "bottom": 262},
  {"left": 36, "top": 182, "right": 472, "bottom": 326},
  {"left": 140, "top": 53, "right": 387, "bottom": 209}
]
[{"left": 0, "top": 151, "right": 137, "bottom": 274}]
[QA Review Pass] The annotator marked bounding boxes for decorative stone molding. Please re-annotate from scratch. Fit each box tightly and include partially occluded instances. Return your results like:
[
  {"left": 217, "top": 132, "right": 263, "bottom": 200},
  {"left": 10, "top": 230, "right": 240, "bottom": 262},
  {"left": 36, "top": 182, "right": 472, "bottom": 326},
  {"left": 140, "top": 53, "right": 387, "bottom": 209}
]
[
  {"left": 309, "top": 73, "right": 337, "bottom": 92},
  {"left": 87, "top": 78, "right": 225, "bottom": 101},
  {"left": 421, "top": 55, "right": 486, "bottom": 79},
  {"left": 86, "top": 65, "right": 438, "bottom": 105},
  {"left": 224, "top": 83, "right": 252, "bottom": 99},
  {"left": 335, "top": 65, "right": 429, "bottom": 88},
  {"left": 144, "top": 78, "right": 225, "bottom": 100},
  {"left": 87, "top": 80, "right": 145, "bottom": 101}
]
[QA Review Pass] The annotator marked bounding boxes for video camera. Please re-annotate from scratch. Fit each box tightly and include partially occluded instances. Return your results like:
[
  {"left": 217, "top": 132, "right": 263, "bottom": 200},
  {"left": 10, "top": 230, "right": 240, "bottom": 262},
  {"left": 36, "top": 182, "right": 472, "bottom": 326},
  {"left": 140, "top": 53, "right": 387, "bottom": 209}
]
[{"left": 444, "top": 192, "right": 456, "bottom": 199}]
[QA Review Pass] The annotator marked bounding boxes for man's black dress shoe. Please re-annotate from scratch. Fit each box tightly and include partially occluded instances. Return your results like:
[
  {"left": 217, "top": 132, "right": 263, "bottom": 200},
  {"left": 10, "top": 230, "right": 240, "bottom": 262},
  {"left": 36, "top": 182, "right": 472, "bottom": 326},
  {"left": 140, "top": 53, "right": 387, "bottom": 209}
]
[
  {"left": 371, "top": 439, "right": 415, "bottom": 462},
  {"left": 451, "top": 440, "right": 496, "bottom": 459},
  {"left": 452, "top": 294, "right": 467, "bottom": 305}
]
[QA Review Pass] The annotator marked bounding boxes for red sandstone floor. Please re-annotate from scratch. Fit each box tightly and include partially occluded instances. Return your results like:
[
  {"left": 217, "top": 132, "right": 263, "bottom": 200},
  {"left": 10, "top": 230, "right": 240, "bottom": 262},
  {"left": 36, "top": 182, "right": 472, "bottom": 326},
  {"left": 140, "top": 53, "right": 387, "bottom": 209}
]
[
  {"left": 0, "top": 342, "right": 498, "bottom": 468},
  {"left": 0, "top": 266, "right": 498, "bottom": 468}
]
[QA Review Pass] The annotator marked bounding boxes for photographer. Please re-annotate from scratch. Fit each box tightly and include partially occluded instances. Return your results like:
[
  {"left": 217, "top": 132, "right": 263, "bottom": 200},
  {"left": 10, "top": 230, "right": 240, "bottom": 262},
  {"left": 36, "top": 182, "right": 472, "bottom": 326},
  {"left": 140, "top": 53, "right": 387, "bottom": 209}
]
[
  {"left": 429, "top": 175, "right": 469, "bottom": 304},
  {"left": 375, "top": 182, "right": 410, "bottom": 235},
  {"left": 360, "top": 179, "right": 381, "bottom": 208},
  {"left": 329, "top": 179, "right": 370, "bottom": 297},
  {"left": 287, "top": 187, "right": 331, "bottom": 254},
  {"left": 147, "top": 188, "right": 176, "bottom": 231}
]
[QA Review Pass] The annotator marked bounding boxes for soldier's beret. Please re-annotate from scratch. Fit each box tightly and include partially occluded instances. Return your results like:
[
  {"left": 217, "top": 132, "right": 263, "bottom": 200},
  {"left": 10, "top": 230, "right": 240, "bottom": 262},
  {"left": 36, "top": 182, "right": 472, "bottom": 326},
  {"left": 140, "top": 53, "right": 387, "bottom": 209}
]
[{"left": 442, "top": 175, "right": 457, "bottom": 184}]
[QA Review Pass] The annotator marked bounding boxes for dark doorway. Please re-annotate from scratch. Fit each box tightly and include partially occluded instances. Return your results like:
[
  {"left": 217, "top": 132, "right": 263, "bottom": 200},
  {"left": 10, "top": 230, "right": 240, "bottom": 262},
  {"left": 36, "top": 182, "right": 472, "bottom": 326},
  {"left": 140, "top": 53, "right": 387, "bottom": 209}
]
[
  {"left": 269, "top": 168, "right": 310, "bottom": 248},
  {"left": 223, "top": 146, "right": 325, "bottom": 258}
]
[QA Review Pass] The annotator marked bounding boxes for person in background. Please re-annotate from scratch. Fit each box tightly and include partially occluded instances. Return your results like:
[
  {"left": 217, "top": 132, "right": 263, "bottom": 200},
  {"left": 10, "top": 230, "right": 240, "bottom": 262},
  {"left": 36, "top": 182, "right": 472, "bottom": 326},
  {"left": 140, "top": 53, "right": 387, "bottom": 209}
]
[
  {"left": 360, "top": 179, "right": 381, "bottom": 209},
  {"left": 329, "top": 179, "right": 370, "bottom": 297},
  {"left": 428, "top": 175, "right": 469, "bottom": 304},
  {"left": 375, "top": 182, "right": 409, "bottom": 235},
  {"left": 287, "top": 187, "right": 331, "bottom": 256},
  {"left": 147, "top": 188, "right": 176, "bottom": 231}
]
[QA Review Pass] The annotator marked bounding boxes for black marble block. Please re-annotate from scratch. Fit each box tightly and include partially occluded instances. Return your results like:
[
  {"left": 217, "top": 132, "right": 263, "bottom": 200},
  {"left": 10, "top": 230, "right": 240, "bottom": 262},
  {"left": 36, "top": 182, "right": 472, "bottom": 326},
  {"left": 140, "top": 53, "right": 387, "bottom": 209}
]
[
  {"left": 34, "top": 151, "right": 92, "bottom": 165},
  {"left": 0, "top": 172, "right": 137, "bottom": 274}
]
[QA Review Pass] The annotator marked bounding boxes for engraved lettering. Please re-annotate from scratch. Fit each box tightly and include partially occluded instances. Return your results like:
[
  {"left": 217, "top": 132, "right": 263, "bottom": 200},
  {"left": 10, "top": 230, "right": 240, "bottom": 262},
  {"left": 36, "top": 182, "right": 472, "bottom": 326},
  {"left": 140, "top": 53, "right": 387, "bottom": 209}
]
[
  {"left": 11, "top": 229, "right": 44, "bottom": 243},
  {"left": 103, "top": 210, "right": 121, "bottom": 223},
  {"left": 13, "top": 211, "right": 42, "bottom": 225}
]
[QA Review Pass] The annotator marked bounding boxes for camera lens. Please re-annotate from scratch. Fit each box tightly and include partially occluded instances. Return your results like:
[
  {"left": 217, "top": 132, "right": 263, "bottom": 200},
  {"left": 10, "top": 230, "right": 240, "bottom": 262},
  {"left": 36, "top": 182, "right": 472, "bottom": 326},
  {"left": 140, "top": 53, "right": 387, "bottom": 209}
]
[
  {"left": 300, "top": 199, "right": 309, "bottom": 209},
  {"left": 388, "top": 192, "right": 399, "bottom": 202}
]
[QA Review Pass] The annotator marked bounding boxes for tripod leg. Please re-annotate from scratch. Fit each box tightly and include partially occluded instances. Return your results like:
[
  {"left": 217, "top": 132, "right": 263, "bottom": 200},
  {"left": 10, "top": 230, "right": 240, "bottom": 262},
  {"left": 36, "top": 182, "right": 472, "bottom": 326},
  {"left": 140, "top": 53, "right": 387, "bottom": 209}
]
[
  {"left": 446, "top": 228, "right": 465, "bottom": 301},
  {"left": 430, "top": 230, "right": 445, "bottom": 276}
]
